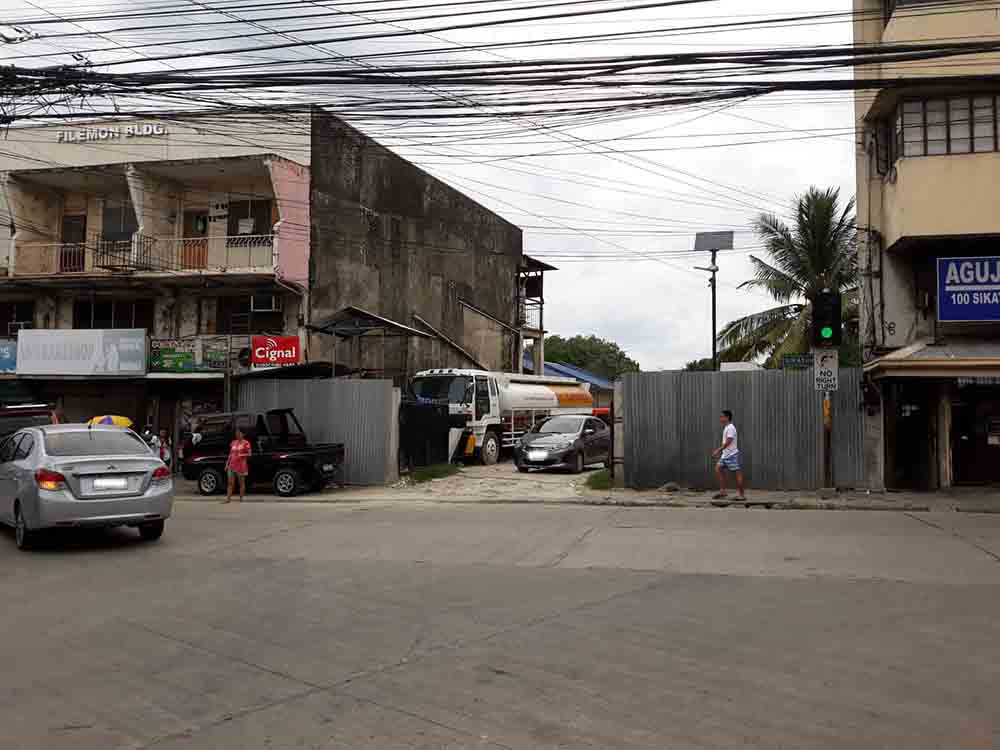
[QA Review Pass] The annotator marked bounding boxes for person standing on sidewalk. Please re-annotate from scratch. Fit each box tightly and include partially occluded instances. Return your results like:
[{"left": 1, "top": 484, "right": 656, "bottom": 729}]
[
  {"left": 712, "top": 410, "right": 746, "bottom": 501},
  {"left": 224, "top": 428, "right": 251, "bottom": 504}
]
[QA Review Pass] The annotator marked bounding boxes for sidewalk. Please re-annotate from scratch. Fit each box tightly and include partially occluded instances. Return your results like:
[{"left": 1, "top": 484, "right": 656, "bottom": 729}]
[{"left": 172, "top": 472, "right": 1000, "bottom": 513}]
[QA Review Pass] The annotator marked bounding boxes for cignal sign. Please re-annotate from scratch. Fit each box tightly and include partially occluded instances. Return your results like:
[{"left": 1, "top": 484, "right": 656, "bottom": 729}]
[{"left": 251, "top": 335, "right": 300, "bottom": 366}]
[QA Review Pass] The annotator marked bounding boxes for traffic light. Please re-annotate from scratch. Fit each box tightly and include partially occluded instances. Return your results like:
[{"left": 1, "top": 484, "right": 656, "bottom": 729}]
[{"left": 811, "top": 291, "right": 842, "bottom": 347}]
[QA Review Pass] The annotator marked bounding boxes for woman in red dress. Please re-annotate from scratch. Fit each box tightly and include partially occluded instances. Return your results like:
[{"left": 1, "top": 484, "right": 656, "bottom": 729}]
[{"left": 224, "top": 428, "right": 251, "bottom": 503}]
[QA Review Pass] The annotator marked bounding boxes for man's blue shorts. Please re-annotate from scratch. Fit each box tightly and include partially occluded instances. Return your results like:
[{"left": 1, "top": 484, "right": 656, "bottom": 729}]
[{"left": 717, "top": 452, "right": 741, "bottom": 472}]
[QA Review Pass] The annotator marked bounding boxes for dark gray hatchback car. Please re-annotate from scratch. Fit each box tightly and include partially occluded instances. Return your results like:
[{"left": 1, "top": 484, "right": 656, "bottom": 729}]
[{"left": 514, "top": 415, "right": 610, "bottom": 474}]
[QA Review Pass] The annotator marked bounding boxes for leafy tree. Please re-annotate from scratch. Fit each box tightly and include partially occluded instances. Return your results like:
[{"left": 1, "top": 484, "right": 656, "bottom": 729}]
[
  {"left": 684, "top": 357, "right": 716, "bottom": 371},
  {"left": 535, "top": 334, "right": 640, "bottom": 379},
  {"left": 718, "top": 187, "right": 860, "bottom": 368}
]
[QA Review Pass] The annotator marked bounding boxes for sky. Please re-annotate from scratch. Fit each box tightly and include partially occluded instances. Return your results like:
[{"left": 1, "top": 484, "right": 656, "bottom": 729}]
[{"left": 0, "top": 0, "right": 860, "bottom": 370}]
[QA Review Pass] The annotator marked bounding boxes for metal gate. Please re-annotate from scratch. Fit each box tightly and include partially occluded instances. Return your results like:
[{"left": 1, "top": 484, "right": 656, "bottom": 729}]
[
  {"left": 621, "top": 369, "right": 864, "bottom": 490},
  {"left": 239, "top": 378, "right": 399, "bottom": 486}
]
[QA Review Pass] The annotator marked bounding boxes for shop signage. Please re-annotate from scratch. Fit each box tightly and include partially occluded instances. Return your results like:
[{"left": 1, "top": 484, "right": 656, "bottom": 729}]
[
  {"left": 250, "top": 335, "right": 300, "bottom": 366},
  {"left": 813, "top": 350, "right": 839, "bottom": 392},
  {"left": 0, "top": 340, "right": 16, "bottom": 373},
  {"left": 57, "top": 123, "right": 168, "bottom": 143},
  {"left": 16, "top": 329, "right": 146, "bottom": 376},
  {"left": 149, "top": 338, "right": 228, "bottom": 372},
  {"left": 937, "top": 256, "right": 1000, "bottom": 322}
]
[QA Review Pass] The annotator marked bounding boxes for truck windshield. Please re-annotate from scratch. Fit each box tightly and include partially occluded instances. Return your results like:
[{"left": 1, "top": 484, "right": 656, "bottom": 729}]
[{"left": 411, "top": 376, "right": 472, "bottom": 404}]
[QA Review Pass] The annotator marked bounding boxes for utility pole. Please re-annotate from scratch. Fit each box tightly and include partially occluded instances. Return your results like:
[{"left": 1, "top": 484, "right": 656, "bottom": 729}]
[{"left": 694, "top": 232, "right": 734, "bottom": 371}]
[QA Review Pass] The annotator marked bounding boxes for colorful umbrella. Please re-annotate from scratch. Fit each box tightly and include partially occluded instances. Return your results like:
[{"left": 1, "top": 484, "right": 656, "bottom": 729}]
[{"left": 88, "top": 415, "right": 133, "bottom": 428}]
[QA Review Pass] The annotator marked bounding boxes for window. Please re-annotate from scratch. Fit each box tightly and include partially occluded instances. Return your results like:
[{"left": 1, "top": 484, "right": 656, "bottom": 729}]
[
  {"left": 102, "top": 200, "right": 138, "bottom": 242},
  {"left": 73, "top": 299, "right": 154, "bottom": 330},
  {"left": 44, "top": 430, "right": 151, "bottom": 457},
  {"left": 902, "top": 101, "right": 925, "bottom": 157},
  {"left": 13, "top": 434, "right": 33, "bottom": 460},
  {"left": 0, "top": 434, "right": 20, "bottom": 463},
  {"left": 973, "top": 96, "right": 996, "bottom": 152},
  {"left": 227, "top": 200, "right": 273, "bottom": 238},
  {"left": 949, "top": 98, "right": 971, "bottom": 154},
  {"left": 895, "top": 96, "right": 1000, "bottom": 160},
  {"left": 0, "top": 301, "right": 35, "bottom": 335},
  {"left": 216, "top": 295, "right": 284, "bottom": 335},
  {"left": 475, "top": 376, "right": 491, "bottom": 421},
  {"left": 532, "top": 416, "right": 585, "bottom": 435}
]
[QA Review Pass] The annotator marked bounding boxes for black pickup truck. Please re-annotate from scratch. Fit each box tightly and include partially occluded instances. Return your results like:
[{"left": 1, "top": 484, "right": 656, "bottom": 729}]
[{"left": 180, "top": 409, "right": 345, "bottom": 497}]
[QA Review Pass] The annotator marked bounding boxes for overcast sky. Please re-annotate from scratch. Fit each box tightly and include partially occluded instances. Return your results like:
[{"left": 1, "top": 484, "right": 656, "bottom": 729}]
[{"left": 0, "top": 0, "right": 858, "bottom": 370}]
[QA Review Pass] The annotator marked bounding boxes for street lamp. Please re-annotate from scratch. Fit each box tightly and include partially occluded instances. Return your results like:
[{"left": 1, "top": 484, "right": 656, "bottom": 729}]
[{"left": 693, "top": 231, "right": 734, "bottom": 371}]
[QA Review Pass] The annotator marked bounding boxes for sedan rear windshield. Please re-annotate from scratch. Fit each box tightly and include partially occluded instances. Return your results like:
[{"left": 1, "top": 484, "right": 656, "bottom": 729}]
[{"left": 44, "top": 430, "right": 151, "bottom": 457}]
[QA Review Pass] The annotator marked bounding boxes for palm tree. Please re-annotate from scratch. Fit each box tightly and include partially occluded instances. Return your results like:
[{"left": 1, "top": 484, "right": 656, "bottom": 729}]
[{"left": 718, "top": 187, "right": 858, "bottom": 367}]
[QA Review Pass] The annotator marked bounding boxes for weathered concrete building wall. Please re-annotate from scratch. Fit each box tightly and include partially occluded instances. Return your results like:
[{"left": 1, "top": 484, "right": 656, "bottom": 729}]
[{"left": 309, "top": 109, "right": 522, "bottom": 377}]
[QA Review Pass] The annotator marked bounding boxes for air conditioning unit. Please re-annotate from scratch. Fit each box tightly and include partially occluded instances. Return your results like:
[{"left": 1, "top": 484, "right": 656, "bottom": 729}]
[
  {"left": 8, "top": 321, "right": 33, "bottom": 335},
  {"left": 250, "top": 294, "right": 283, "bottom": 313}
]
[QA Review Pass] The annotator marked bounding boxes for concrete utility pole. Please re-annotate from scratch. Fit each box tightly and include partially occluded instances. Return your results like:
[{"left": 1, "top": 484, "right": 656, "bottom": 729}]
[{"left": 694, "top": 232, "right": 734, "bottom": 371}]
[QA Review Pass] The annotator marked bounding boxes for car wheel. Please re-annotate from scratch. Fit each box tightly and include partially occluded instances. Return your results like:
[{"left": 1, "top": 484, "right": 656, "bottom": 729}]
[
  {"left": 572, "top": 451, "right": 584, "bottom": 474},
  {"left": 139, "top": 520, "right": 165, "bottom": 542},
  {"left": 198, "top": 468, "right": 225, "bottom": 496},
  {"left": 517, "top": 464, "right": 530, "bottom": 473},
  {"left": 14, "top": 504, "right": 36, "bottom": 551},
  {"left": 273, "top": 468, "right": 301, "bottom": 497},
  {"left": 480, "top": 432, "right": 500, "bottom": 466}
]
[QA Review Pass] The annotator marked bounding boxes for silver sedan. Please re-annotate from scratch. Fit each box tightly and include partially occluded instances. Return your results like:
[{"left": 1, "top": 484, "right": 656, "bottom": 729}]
[{"left": 0, "top": 424, "right": 174, "bottom": 550}]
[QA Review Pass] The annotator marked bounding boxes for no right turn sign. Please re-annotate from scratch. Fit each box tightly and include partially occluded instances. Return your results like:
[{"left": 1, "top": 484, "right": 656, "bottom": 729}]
[{"left": 814, "top": 350, "right": 839, "bottom": 392}]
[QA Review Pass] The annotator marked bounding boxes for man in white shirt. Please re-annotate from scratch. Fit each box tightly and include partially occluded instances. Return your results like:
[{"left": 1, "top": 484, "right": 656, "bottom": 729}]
[{"left": 712, "top": 409, "right": 745, "bottom": 501}]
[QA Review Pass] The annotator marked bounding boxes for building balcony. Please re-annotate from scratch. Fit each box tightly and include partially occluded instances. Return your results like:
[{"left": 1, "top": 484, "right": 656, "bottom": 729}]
[
  {"left": 880, "top": 151, "right": 1000, "bottom": 251},
  {"left": 8, "top": 233, "right": 277, "bottom": 278}
]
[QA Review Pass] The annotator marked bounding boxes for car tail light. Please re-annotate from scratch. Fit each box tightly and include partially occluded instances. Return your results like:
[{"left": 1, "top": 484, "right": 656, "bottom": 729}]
[
  {"left": 35, "top": 468, "right": 66, "bottom": 491},
  {"left": 152, "top": 466, "right": 171, "bottom": 484}
]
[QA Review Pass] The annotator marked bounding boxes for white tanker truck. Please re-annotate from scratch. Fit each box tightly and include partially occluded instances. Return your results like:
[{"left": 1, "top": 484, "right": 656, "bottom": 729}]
[{"left": 410, "top": 368, "right": 593, "bottom": 464}]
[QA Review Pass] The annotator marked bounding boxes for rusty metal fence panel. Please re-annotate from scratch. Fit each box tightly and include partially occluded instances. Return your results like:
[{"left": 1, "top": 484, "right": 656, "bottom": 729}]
[
  {"left": 238, "top": 378, "right": 398, "bottom": 486},
  {"left": 622, "top": 369, "right": 863, "bottom": 490}
]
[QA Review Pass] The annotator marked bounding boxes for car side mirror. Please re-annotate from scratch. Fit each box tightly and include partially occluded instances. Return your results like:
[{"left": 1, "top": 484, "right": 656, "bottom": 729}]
[
  {"left": 257, "top": 436, "right": 272, "bottom": 451},
  {"left": 584, "top": 428, "right": 596, "bottom": 436}
]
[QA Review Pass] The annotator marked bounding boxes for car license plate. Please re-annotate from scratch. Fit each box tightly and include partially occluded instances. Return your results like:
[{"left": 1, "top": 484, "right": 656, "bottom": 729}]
[
  {"left": 94, "top": 477, "right": 128, "bottom": 490},
  {"left": 322, "top": 464, "right": 334, "bottom": 472},
  {"left": 527, "top": 450, "right": 548, "bottom": 462}
]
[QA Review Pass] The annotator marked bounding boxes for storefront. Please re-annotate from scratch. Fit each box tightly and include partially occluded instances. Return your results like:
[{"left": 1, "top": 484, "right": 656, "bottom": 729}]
[{"left": 866, "top": 341, "right": 1000, "bottom": 489}]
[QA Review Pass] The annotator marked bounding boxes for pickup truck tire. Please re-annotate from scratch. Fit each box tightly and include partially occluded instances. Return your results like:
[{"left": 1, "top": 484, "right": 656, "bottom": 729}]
[
  {"left": 480, "top": 431, "right": 500, "bottom": 466},
  {"left": 273, "top": 468, "right": 302, "bottom": 497},
  {"left": 197, "top": 468, "right": 225, "bottom": 496}
]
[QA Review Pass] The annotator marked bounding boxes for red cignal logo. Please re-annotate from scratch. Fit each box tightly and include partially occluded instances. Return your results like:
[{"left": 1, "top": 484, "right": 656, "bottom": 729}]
[{"left": 251, "top": 336, "right": 300, "bottom": 365}]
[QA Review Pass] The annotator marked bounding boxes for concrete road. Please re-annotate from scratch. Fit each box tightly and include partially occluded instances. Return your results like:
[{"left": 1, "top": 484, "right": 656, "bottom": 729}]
[{"left": 0, "top": 502, "right": 998, "bottom": 749}]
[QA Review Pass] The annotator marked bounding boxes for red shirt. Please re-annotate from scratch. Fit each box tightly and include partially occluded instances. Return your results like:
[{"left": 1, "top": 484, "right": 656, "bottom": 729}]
[{"left": 227, "top": 439, "right": 251, "bottom": 474}]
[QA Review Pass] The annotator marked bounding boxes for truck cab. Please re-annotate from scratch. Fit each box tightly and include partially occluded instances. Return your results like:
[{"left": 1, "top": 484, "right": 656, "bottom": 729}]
[{"left": 411, "top": 369, "right": 591, "bottom": 465}]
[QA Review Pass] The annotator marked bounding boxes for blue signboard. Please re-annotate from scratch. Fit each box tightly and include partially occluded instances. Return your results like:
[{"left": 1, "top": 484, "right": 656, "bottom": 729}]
[
  {"left": 0, "top": 340, "right": 16, "bottom": 373},
  {"left": 937, "top": 256, "right": 1000, "bottom": 322}
]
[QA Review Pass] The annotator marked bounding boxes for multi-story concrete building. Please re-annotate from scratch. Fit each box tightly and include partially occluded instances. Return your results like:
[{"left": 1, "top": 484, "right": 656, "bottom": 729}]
[
  {"left": 0, "top": 109, "right": 525, "bottom": 434},
  {"left": 855, "top": 1, "right": 1000, "bottom": 489}
]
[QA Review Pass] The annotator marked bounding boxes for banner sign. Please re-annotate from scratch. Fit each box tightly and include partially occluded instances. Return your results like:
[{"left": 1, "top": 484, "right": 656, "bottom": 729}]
[
  {"left": 938, "top": 256, "right": 1000, "bottom": 322},
  {"left": 150, "top": 338, "right": 228, "bottom": 372},
  {"left": 251, "top": 335, "right": 300, "bottom": 366},
  {"left": 0, "top": 340, "right": 16, "bottom": 373},
  {"left": 17, "top": 329, "right": 146, "bottom": 376}
]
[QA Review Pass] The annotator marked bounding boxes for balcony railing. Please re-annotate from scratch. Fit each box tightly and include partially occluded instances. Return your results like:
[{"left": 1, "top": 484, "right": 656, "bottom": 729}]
[{"left": 11, "top": 233, "right": 276, "bottom": 276}]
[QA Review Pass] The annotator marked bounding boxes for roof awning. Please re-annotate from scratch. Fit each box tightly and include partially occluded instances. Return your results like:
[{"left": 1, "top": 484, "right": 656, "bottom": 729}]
[
  {"left": 865, "top": 339, "right": 1000, "bottom": 378},
  {"left": 308, "top": 306, "right": 433, "bottom": 339}
]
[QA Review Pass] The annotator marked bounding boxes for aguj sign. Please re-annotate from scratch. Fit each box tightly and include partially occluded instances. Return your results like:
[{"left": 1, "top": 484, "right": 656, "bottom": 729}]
[
  {"left": 250, "top": 336, "right": 300, "bottom": 366},
  {"left": 937, "top": 256, "right": 1000, "bottom": 322}
]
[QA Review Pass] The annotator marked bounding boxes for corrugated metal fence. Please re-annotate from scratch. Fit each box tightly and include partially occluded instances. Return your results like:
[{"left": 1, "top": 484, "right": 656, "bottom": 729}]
[
  {"left": 238, "top": 379, "right": 399, "bottom": 486},
  {"left": 622, "top": 369, "right": 863, "bottom": 490}
]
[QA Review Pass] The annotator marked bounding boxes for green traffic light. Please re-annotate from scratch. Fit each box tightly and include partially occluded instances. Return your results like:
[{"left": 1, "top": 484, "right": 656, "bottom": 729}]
[{"left": 821, "top": 326, "right": 834, "bottom": 339}]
